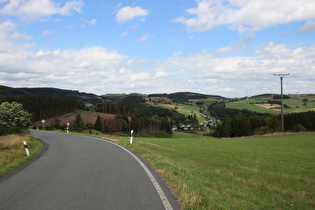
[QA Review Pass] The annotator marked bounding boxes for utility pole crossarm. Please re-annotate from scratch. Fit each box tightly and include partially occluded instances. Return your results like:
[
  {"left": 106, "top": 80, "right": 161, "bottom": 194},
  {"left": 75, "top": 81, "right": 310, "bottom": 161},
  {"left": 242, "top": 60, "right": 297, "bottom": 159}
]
[{"left": 273, "top": 73, "right": 290, "bottom": 77}]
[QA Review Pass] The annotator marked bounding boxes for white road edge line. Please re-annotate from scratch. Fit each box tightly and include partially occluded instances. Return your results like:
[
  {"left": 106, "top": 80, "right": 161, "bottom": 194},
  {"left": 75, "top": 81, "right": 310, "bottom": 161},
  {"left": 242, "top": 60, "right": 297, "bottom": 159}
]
[{"left": 90, "top": 137, "right": 173, "bottom": 210}]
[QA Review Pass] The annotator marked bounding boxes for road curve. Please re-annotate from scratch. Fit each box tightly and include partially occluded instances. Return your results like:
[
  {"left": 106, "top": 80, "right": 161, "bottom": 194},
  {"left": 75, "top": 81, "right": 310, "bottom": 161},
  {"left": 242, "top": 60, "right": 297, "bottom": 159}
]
[{"left": 0, "top": 131, "right": 180, "bottom": 210}]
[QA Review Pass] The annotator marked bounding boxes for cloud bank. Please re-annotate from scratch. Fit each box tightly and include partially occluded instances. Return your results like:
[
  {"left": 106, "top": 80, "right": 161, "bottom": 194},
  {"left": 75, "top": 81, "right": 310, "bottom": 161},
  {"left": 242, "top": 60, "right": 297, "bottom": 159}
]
[
  {"left": 0, "top": 0, "right": 314, "bottom": 97},
  {"left": 0, "top": 0, "right": 84, "bottom": 20},
  {"left": 173, "top": 0, "right": 315, "bottom": 33},
  {"left": 1, "top": 18, "right": 314, "bottom": 96}
]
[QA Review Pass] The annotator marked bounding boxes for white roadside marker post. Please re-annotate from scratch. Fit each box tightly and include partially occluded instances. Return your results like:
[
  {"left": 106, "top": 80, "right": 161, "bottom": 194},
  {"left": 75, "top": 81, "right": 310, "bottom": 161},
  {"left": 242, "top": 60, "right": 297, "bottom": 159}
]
[
  {"left": 67, "top": 122, "right": 70, "bottom": 133},
  {"left": 23, "top": 141, "right": 30, "bottom": 156},
  {"left": 130, "top": 130, "right": 134, "bottom": 144}
]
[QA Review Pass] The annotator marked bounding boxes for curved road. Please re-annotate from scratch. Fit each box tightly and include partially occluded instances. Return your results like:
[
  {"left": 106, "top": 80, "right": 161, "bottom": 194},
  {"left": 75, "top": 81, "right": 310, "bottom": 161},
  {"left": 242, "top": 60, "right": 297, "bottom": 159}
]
[{"left": 0, "top": 131, "right": 180, "bottom": 210}]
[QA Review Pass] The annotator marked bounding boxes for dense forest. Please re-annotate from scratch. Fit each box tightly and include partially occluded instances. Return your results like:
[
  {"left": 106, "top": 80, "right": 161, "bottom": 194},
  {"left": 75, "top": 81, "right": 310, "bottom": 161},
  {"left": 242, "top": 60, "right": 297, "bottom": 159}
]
[
  {"left": 0, "top": 85, "right": 102, "bottom": 105},
  {"left": 0, "top": 95, "right": 81, "bottom": 122},
  {"left": 0, "top": 85, "right": 147, "bottom": 105},
  {"left": 214, "top": 111, "right": 315, "bottom": 138},
  {"left": 148, "top": 92, "right": 224, "bottom": 103},
  {"left": 94, "top": 96, "right": 186, "bottom": 135},
  {"left": 96, "top": 103, "right": 134, "bottom": 116}
]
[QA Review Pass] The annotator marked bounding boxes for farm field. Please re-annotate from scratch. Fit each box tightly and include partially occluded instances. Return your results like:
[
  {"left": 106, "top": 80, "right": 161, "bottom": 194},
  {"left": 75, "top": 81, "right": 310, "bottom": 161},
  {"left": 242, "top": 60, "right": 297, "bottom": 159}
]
[
  {"left": 227, "top": 97, "right": 315, "bottom": 114},
  {"left": 146, "top": 97, "right": 220, "bottom": 123},
  {"left": 226, "top": 100, "right": 280, "bottom": 114},
  {"left": 155, "top": 102, "right": 206, "bottom": 123},
  {"left": 109, "top": 132, "right": 315, "bottom": 209}
]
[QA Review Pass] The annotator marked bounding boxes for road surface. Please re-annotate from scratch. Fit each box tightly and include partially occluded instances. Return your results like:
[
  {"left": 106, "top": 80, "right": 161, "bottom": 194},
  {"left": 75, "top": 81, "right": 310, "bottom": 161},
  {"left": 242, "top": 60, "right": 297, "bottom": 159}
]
[{"left": 0, "top": 131, "right": 180, "bottom": 210}]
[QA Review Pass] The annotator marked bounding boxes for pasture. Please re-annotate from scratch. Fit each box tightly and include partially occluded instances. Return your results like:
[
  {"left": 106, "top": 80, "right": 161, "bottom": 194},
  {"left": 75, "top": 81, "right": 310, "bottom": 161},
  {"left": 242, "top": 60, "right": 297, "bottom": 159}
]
[
  {"left": 226, "top": 97, "right": 315, "bottom": 114},
  {"left": 111, "top": 133, "right": 315, "bottom": 209}
]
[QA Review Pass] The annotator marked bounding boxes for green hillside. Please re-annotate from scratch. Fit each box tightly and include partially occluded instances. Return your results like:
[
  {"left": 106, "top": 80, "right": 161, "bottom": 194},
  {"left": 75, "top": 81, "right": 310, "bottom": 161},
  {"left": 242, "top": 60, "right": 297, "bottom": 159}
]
[
  {"left": 226, "top": 95, "right": 315, "bottom": 114},
  {"left": 0, "top": 85, "right": 103, "bottom": 105}
]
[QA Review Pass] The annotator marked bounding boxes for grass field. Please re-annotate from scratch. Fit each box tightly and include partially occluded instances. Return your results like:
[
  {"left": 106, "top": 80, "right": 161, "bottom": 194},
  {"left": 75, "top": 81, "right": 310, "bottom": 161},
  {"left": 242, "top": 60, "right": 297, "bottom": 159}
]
[
  {"left": 227, "top": 98, "right": 315, "bottom": 114},
  {"left": 156, "top": 102, "right": 207, "bottom": 123},
  {"left": 226, "top": 99, "right": 281, "bottom": 114},
  {"left": 0, "top": 135, "right": 42, "bottom": 177},
  {"left": 109, "top": 132, "right": 315, "bottom": 209}
]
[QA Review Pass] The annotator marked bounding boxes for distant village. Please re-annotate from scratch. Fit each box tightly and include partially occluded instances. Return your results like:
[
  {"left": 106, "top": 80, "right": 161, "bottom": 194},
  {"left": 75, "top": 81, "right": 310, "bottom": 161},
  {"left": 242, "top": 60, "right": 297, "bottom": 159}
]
[{"left": 172, "top": 116, "right": 221, "bottom": 131}]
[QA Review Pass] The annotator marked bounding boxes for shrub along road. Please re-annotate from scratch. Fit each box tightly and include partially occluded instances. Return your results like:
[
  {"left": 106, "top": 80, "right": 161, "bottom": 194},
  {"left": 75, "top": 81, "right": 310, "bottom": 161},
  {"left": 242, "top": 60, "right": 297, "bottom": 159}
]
[{"left": 0, "top": 131, "right": 180, "bottom": 210}]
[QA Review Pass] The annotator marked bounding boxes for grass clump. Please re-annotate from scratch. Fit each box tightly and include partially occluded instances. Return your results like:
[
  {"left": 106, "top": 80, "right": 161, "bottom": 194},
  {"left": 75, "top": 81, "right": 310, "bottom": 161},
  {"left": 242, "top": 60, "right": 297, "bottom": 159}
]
[{"left": 0, "top": 135, "right": 42, "bottom": 177}]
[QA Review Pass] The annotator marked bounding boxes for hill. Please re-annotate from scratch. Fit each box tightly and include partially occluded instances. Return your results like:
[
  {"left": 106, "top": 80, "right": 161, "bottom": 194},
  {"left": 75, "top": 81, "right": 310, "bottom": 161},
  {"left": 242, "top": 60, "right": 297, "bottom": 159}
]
[
  {"left": 0, "top": 85, "right": 103, "bottom": 105},
  {"left": 226, "top": 94, "right": 315, "bottom": 114},
  {"left": 101, "top": 93, "right": 146, "bottom": 103},
  {"left": 149, "top": 92, "right": 225, "bottom": 102},
  {"left": 0, "top": 85, "right": 148, "bottom": 105}
]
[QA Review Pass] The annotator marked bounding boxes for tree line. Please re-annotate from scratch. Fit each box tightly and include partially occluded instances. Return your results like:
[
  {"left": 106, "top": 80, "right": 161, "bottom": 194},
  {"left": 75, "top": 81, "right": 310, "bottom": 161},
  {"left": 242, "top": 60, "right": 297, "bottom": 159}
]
[
  {"left": 96, "top": 103, "right": 133, "bottom": 116},
  {"left": 94, "top": 96, "right": 188, "bottom": 135},
  {"left": 94, "top": 115, "right": 172, "bottom": 136},
  {"left": 214, "top": 111, "right": 315, "bottom": 138},
  {"left": 0, "top": 95, "right": 81, "bottom": 122}
]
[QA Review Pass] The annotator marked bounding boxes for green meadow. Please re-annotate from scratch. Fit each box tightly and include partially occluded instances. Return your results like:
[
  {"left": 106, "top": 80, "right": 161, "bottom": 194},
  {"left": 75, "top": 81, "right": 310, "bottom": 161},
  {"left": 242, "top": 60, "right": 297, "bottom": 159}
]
[
  {"left": 226, "top": 98, "right": 315, "bottom": 114},
  {"left": 157, "top": 102, "right": 208, "bottom": 123},
  {"left": 111, "top": 132, "right": 315, "bottom": 209}
]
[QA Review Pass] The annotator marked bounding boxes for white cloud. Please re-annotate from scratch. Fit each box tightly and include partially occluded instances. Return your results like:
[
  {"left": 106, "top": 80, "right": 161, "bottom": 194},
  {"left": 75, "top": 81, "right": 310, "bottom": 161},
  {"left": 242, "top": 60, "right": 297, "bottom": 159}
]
[
  {"left": 121, "top": 31, "right": 128, "bottom": 37},
  {"left": 137, "top": 34, "right": 149, "bottom": 41},
  {"left": 0, "top": 20, "right": 35, "bottom": 51},
  {"left": 173, "top": 51, "right": 182, "bottom": 57},
  {"left": 174, "top": 0, "right": 315, "bottom": 32},
  {"left": 81, "top": 18, "right": 97, "bottom": 25},
  {"left": 42, "top": 30, "right": 56, "bottom": 36},
  {"left": 89, "top": 19, "right": 96, "bottom": 25},
  {"left": 298, "top": 20, "right": 315, "bottom": 35},
  {"left": 0, "top": 0, "right": 84, "bottom": 20},
  {"left": 216, "top": 45, "right": 234, "bottom": 53},
  {"left": 116, "top": 6, "right": 150, "bottom": 23},
  {"left": 0, "top": 20, "right": 15, "bottom": 32}
]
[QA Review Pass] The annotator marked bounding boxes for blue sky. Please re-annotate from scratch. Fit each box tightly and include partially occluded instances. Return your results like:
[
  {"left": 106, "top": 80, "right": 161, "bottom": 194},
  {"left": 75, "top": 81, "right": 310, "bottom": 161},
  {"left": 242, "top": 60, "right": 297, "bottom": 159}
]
[{"left": 0, "top": 0, "right": 314, "bottom": 97}]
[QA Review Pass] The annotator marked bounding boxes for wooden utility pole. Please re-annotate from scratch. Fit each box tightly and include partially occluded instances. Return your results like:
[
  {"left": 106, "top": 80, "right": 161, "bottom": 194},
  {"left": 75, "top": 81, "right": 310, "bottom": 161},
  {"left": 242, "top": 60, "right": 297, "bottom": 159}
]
[{"left": 273, "top": 73, "right": 290, "bottom": 133}]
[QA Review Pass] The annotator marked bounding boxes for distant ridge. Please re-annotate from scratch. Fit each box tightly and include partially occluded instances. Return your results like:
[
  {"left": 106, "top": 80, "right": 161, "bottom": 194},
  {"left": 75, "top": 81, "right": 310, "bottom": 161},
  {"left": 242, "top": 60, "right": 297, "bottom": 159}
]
[
  {"left": 0, "top": 85, "right": 103, "bottom": 105},
  {"left": 148, "top": 92, "right": 225, "bottom": 101}
]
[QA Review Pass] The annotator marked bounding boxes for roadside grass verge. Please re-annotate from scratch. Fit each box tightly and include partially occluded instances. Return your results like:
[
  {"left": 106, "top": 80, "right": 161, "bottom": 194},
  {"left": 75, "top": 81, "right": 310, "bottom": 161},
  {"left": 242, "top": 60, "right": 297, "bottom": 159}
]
[
  {"left": 107, "top": 133, "right": 315, "bottom": 209},
  {"left": 0, "top": 135, "right": 42, "bottom": 177}
]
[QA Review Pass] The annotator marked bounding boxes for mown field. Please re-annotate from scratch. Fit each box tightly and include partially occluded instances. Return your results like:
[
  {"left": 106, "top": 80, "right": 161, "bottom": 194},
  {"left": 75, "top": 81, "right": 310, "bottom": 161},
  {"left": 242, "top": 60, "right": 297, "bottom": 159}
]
[
  {"left": 226, "top": 97, "right": 315, "bottom": 114},
  {"left": 0, "top": 135, "right": 42, "bottom": 177},
  {"left": 110, "top": 132, "right": 315, "bottom": 209}
]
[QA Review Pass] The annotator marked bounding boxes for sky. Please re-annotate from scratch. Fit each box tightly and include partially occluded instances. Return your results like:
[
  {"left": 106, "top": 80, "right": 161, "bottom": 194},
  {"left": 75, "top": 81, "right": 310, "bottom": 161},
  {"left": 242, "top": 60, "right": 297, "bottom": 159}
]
[{"left": 0, "top": 0, "right": 314, "bottom": 98}]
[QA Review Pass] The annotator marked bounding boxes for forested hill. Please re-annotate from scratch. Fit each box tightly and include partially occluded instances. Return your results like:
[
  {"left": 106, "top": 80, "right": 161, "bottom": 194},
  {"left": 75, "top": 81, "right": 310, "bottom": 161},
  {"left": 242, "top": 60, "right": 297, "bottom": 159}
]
[
  {"left": 0, "top": 85, "right": 103, "bottom": 105},
  {"left": 148, "top": 92, "right": 225, "bottom": 103}
]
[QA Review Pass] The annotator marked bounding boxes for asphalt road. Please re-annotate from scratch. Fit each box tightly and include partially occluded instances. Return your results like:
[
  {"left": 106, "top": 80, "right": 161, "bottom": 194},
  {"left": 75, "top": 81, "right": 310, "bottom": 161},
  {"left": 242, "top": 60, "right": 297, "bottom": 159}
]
[{"left": 0, "top": 131, "right": 180, "bottom": 210}]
